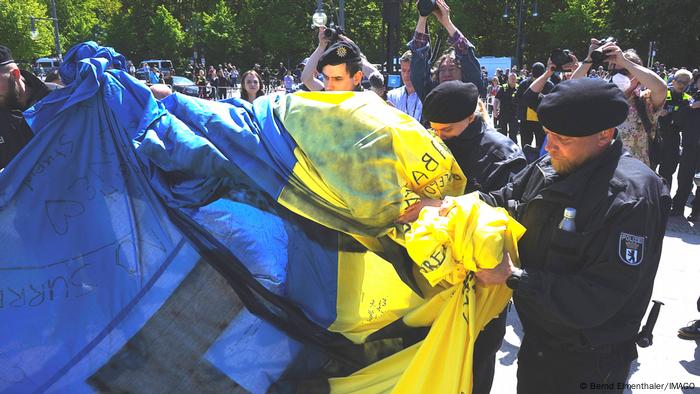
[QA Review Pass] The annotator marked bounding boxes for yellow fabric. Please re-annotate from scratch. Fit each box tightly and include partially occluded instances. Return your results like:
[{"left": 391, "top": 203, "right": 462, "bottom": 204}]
[
  {"left": 526, "top": 107, "right": 538, "bottom": 121},
  {"left": 328, "top": 246, "right": 426, "bottom": 344},
  {"left": 274, "top": 91, "right": 466, "bottom": 239},
  {"left": 330, "top": 193, "right": 526, "bottom": 394}
]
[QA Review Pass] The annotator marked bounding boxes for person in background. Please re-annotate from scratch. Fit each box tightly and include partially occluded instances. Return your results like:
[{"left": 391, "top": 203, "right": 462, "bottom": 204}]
[
  {"left": 408, "top": 0, "right": 485, "bottom": 119},
  {"left": 515, "top": 62, "right": 553, "bottom": 148},
  {"left": 386, "top": 50, "right": 422, "bottom": 121},
  {"left": 369, "top": 72, "right": 387, "bottom": 100},
  {"left": 283, "top": 70, "right": 294, "bottom": 93},
  {"left": 494, "top": 73, "right": 520, "bottom": 143},
  {"left": 301, "top": 26, "right": 379, "bottom": 92},
  {"left": 658, "top": 69, "right": 693, "bottom": 194},
  {"left": 240, "top": 70, "right": 264, "bottom": 103},
  {"left": 571, "top": 39, "right": 667, "bottom": 168}
]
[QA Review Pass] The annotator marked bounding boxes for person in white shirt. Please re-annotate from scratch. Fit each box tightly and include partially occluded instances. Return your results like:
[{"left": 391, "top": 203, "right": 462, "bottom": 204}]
[{"left": 387, "top": 51, "right": 423, "bottom": 121}]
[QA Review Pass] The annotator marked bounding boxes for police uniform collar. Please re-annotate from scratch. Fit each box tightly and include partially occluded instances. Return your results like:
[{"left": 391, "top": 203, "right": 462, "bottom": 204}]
[
  {"left": 544, "top": 139, "right": 624, "bottom": 197},
  {"left": 454, "top": 114, "right": 484, "bottom": 142}
]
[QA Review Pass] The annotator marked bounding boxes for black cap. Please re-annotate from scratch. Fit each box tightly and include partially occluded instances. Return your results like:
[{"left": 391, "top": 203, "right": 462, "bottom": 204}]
[
  {"left": 316, "top": 41, "right": 362, "bottom": 73},
  {"left": 0, "top": 45, "right": 14, "bottom": 66},
  {"left": 537, "top": 78, "right": 629, "bottom": 137},
  {"left": 422, "top": 80, "right": 479, "bottom": 123}
]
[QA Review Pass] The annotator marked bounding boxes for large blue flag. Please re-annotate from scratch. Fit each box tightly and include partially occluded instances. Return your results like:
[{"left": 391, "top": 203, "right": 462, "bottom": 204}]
[{"left": 2, "top": 42, "right": 438, "bottom": 393}]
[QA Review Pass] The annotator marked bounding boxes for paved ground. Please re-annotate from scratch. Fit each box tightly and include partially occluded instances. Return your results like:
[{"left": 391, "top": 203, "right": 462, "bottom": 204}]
[{"left": 492, "top": 201, "right": 700, "bottom": 393}]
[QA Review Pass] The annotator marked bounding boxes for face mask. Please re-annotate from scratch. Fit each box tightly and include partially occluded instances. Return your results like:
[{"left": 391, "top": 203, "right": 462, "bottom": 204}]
[{"left": 611, "top": 73, "right": 631, "bottom": 93}]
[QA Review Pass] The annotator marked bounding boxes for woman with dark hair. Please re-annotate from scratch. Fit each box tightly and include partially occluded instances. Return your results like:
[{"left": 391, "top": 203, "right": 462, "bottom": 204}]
[{"left": 240, "top": 70, "right": 264, "bottom": 103}]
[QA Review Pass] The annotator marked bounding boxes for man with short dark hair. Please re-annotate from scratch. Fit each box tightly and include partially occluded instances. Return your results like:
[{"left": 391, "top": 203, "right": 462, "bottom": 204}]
[
  {"left": 477, "top": 77, "right": 671, "bottom": 393},
  {"left": 0, "top": 45, "right": 57, "bottom": 169},
  {"left": 301, "top": 27, "right": 378, "bottom": 92}
]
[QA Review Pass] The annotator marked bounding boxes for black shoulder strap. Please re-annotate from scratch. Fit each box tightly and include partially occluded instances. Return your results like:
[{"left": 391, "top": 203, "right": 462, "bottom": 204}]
[{"left": 633, "top": 95, "right": 653, "bottom": 136}]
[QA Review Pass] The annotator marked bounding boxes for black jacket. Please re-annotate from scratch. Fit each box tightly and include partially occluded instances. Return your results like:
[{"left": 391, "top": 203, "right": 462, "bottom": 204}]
[
  {"left": 0, "top": 70, "right": 52, "bottom": 169},
  {"left": 481, "top": 139, "right": 671, "bottom": 351},
  {"left": 445, "top": 115, "right": 527, "bottom": 193}
]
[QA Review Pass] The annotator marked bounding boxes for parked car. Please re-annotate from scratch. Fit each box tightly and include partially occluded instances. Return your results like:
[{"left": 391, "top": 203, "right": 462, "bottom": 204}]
[{"left": 171, "top": 75, "right": 206, "bottom": 97}]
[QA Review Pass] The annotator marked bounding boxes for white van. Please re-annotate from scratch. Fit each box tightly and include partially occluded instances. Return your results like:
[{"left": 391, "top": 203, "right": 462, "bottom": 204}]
[
  {"left": 34, "top": 57, "right": 61, "bottom": 74},
  {"left": 140, "top": 59, "right": 174, "bottom": 77}
]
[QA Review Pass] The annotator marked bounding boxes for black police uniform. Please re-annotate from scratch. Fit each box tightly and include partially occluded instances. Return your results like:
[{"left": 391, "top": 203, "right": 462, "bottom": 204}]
[
  {"left": 495, "top": 82, "right": 519, "bottom": 143},
  {"left": 657, "top": 89, "right": 692, "bottom": 188},
  {"left": 516, "top": 77, "right": 554, "bottom": 148},
  {"left": 0, "top": 70, "right": 51, "bottom": 169},
  {"left": 671, "top": 99, "right": 700, "bottom": 214},
  {"left": 445, "top": 114, "right": 526, "bottom": 194},
  {"left": 447, "top": 114, "right": 526, "bottom": 394},
  {"left": 423, "top": 80, "right": 527, "bottom": 394},
  {"left": 481, "top": 139, "right": 671, "bottom": 393}
]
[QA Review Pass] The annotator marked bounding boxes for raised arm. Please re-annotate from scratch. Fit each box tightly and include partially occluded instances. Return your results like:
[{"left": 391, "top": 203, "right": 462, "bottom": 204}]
[{"left": 301, "top": 26, "right": 330, "bottom": 91}]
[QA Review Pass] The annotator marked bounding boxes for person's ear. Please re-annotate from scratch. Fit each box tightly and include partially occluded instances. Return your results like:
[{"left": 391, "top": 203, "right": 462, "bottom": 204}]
[
  {"left": 10, "top": 68, "right": 21, "bottom": 79},
  {"left": 598, "top": 128, "right": 615, "bottom": 146},
  {"left": 353, "top": 71, "right": 363, "bottom": 86}
]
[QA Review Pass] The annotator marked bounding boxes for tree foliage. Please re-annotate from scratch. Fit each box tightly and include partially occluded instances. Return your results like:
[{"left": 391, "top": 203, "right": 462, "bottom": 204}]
[
  {"left": 0, "top": 0, "right": 54, "bottom": 63},
  {"left": 8, "top": 0, "right": 700, "bottom": 73}
]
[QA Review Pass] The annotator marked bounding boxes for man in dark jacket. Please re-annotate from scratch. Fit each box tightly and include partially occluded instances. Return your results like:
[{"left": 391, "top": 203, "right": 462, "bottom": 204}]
[
  {"left": 422, "top": 80, "right": 527, "bottom": 194},
  {"left": 416, "top": 79, "right": 526, "bottom": 394},
  {"left": 477, "top": 78, "right": 671, "bottom": 393},
  {"left": 0, "top": 45, "right": 57, "bottom": 169},
  {"left": 515, "top": 62, "right": 553, "bottom": 148}
]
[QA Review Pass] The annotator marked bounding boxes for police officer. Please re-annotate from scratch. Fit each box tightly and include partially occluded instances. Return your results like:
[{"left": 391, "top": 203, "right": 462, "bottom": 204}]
[
  {"left": 403, "top": 80, "right": 526, "bottom": 394},
  {"left": 476, "top": 78, "right": 671, "bottom": 393},
  {"left": 494, "top": 73, "right": 520, "bottom": 143},
  {"left": 658, "top": 69, "right": 693, "bottom": 191},
  {"left": 420, "top": 80, "right": 526, "bottom": 194},
  {"left": 0, "top": 45, "right": 57, "bottom": 169},
  {"left": 516, "top": 62, "right": 554, "bottom": 149},
  {"left": 670, "top": 73, "right": 700, "bottom": 217}
]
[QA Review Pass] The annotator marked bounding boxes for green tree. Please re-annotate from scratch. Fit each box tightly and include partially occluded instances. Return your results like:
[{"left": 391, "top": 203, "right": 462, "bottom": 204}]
[
  {"left": 50, "top": 0, "right": 121, "bottom": 50},
  {"left": 542, "top": 0, "right": 609, "bottom": 62},
  {"left": 0, "top": 0, "right": 54, "bottom": 63},
  {"left": 195, "top": 0, "right": 241, "bottom": 67},
  {"left": 150, "top": 5, "right": 186, "bottom": 61}
]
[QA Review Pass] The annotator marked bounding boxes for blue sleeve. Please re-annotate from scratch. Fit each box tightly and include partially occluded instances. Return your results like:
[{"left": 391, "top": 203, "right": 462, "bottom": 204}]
[
  {"left": 408, "top": 40, "right": 433, "bottom": 105},
  {"left": 456, "top": 47, "right": 485, "bottom": 97}
]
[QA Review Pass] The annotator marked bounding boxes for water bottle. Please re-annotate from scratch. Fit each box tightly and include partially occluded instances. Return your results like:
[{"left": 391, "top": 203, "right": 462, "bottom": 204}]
[{"left": 558, "top": 207, "right": 576, "bottom": 232}]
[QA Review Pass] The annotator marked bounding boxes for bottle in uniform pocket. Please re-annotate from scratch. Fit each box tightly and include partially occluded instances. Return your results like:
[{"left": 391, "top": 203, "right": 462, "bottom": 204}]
[{"left": 558, "top": 207, "right": 576, "bottom": 232}]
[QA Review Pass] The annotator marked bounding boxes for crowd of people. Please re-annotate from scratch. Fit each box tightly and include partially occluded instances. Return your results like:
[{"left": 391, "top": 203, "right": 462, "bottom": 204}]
[{"left": 1, "top": 0, "right": 699, "bottom": 391}]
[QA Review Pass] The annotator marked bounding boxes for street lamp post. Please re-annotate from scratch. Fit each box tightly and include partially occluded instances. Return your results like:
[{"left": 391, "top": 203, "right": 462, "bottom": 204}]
[
  {"left": 503, "top": 0, "right": 537, "bottom": 68},
  {"left": 29, "top": 0, "right": 62, "bottom": 61}
]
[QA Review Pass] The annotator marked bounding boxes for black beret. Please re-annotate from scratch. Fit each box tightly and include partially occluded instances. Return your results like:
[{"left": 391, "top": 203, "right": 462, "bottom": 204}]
[
  {"left": 316, "top": 41, "right": 362, "bottom": 73},
  {"left": 537, "top": 78, "right": 629, "bottom": 137},
  {"left": 0, "top": 45, "right": 14, "bottom": 66},
  {"left": 422, "top": 80, "right": 479, "bottom": 123}
]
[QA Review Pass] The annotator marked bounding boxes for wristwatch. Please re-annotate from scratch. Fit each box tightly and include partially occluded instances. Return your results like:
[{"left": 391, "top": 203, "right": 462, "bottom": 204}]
[{"left": 506, "top": 267, "right": 524, "bottom": 290}]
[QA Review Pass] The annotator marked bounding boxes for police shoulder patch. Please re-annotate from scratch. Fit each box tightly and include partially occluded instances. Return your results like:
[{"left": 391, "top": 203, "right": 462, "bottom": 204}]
[{"left": 618, "top": 232, "right": 645, "bottom": 266}]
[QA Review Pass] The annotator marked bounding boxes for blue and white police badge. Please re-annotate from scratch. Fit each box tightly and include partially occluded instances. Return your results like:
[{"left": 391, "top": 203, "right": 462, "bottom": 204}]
[{"left": 618, "top": 232, "right": 645, "bottom": 266}]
